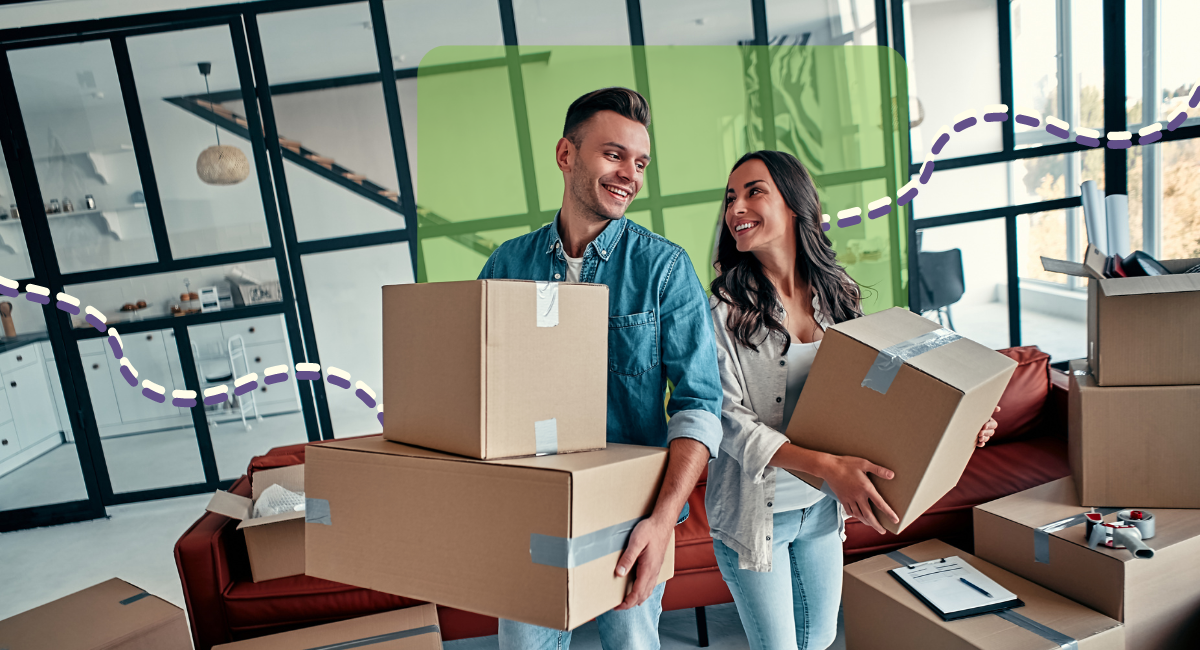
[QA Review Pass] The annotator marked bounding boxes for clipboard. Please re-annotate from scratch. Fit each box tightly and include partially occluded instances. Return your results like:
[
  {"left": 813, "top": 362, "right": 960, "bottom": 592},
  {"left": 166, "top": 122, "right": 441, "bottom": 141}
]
[{"left": 888, "top": 556, "right": 1024, "bottom": 622}]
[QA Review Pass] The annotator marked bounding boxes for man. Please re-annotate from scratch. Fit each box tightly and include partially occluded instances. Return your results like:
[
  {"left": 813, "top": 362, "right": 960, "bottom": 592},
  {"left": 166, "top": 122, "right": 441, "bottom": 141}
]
[{"left": 478, "top": 87, "right": 722, "bottom": 649}]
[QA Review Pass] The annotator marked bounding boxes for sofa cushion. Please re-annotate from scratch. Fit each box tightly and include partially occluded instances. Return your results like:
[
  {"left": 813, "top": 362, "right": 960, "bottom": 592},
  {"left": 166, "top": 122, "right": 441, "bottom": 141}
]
[
  {"left": 843, "top": 434, "right": 1070, "bottom": 562},
  {"left": 990, "top": 346, "right": 1051, "bottom": 443}
]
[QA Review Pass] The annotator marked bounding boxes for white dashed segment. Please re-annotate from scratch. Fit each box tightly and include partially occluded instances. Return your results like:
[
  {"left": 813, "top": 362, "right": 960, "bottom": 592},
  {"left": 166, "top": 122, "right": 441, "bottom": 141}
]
[
  {"left": 25, "top": 284, "right": 49, "bottom": 298},
  {"left": 172, "top": 390, "right": 196, "bottom": 399},
  {"left": 204, "top": 385, "right": 229, "bottom": 398},
  {"left": 119, "top": 358, "right": 138, "bottom": 378},
  {"left": 868, "top": 196, "right": 891, "bottom": 211},
  {"left": 1108, "top": 131, "right": 1132, "bottom": 142},
  {"left": 235, "top": 373, "right": 259, "bottom": 389},
  {"left": 142, "top": 380, "right": 165, "bottom": 395},
  {"left": 355, "top": 381, "right": 377, "bottom": 400},
  {"left": 56, "top": 293, "right": 79, "bottom": 307},
  {"left": 86, "top": 306, "right": 106, "bottom": 321},
  {"left": 0, "top": 276, "right": 17, "bottom": 292},
  {"left": 1139, "top": 123, "right": 1162, "bottom": 137}
]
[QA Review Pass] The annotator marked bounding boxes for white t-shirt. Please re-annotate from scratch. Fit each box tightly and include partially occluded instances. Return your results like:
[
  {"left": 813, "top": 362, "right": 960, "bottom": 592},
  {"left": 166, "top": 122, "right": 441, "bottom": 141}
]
[
  {"left": 773, "top": 338, "right": 826, "bottom": 512},
  {"left": 563, "top": 250, "right": 584, "bottom": 283}
]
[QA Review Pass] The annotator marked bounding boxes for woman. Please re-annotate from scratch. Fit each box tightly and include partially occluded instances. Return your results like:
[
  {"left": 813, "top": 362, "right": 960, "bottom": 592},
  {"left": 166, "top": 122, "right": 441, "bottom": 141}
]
[{"left": 706, "top": 150, "right": 998, "bottom": 650}]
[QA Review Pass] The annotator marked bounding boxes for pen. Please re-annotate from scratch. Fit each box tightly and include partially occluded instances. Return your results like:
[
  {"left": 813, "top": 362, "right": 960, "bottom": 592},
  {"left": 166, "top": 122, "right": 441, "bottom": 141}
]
[{"left": 960, "top": 577, "right": 993, "bottom": 598}]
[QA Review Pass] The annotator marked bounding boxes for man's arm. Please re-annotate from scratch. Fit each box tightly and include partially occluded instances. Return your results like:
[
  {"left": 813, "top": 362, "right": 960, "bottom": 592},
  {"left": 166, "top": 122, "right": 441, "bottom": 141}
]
[{"left": 614, "top": 249, "right": 723, "bottom": 609}]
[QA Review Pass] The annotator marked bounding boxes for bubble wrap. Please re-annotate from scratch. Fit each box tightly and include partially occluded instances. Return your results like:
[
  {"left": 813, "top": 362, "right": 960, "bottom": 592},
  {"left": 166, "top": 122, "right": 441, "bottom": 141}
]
[{"left": 253, "top": 483, "right": 306, "bottom": 518}]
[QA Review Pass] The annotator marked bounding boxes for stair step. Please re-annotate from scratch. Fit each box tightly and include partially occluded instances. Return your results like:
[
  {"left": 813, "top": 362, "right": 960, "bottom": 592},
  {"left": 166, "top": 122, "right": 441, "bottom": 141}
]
[
  {"left": 342, "top": 173, "right": 366, "bottom": 184},
  {"left": 278, "top": 137, "right": 302, "bottom": 153},
  {"left": 195, "top": 99, "right": 234, "bottom": 118},
  {"left": 234, "top": 117, "right": 248, "bottom": 127},
  {"left": 305, "top": 154, "right": 335, "bottom": 170},
  {"left": 379, "top": 190, "right": 399, "bottom": 201}
]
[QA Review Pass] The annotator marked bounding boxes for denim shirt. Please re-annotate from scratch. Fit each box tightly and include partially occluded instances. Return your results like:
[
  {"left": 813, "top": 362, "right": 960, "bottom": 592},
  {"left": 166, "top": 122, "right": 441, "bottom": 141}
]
[{"left": 478, "top": 214, "right": 723, "bottom": 457}]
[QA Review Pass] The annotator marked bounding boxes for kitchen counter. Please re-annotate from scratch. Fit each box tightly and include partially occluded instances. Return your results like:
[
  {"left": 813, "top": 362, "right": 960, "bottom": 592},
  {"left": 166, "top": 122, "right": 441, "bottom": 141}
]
[{"left": 0, "top": 332, "right": 49, "bottom": 355}]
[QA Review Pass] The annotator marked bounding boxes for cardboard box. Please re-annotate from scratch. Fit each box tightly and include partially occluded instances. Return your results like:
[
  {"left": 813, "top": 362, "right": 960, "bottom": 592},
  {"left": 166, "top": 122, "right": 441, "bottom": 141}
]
[
  {"left": 206, "top": 464, "right": 306, "bottom": 582},
  {"left": 784, "top": 307, "right": 1016, "bottom": 533},
  {"left": 844, "top": 539, "right": 1124, "bottom": 650},
  {"left": 382, "top": 280, "right": 609, "bottom": 460},
  {"left": 1042, "top": 245, "right": 1200, "bottom": 386},
  {"left": 0, "top": 578, "right": 190, "bottom": 650},
  {"left": 974, "top": 477, "right": 1200, "bottom": 650},
  {"left": 214, "top": 604, "right": 441, "bottom": 649},
  {"left": 1068, "top": 359, "right": 1200, "bottom": 508},
  {"left": 304, "top": 436, "right": 673, "bottom": 630}
]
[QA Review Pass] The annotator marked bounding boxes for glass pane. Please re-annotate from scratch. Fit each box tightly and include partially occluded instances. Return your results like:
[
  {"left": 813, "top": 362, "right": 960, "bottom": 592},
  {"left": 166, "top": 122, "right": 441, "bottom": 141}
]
[
  {"left": 1159, "top": 0, "right": 1200, "bottom": 124},
  {"left": 384, "top": 0, "right": 503, "bottom": 68},
  {"left": 641, "top": 0, "right": 754, "bottom": 45},
  {"left": 421, "top": 225, "right": 530, "bottom": 283},
  {"left": 514, "top": 0, "right": 630, "bottom": 45},
  {"left": 0, "top": 301, "right": 89, "bottom": 510},
  {"left": 255, "top": 3, "right": 407, "bottom": 242},
  {"left": 63, "top": 258, "right": 281, "bottom": 330},
  {"left": 1071, "top": 0, "right": 1104, "bottom": 131},
  {"left": 907, "top": 0, "right": 1001, "bottom": 162},
  {"left": 912, "top": 155, "right": 1072, "bottom": 220},
  {"left": 1017, "top": 209, "right": 1087, "bottom": 362},
  {"left": 1125, "top": 0, "right": 1142, "bottom": 127},
  {"left": 8, "top": 41, "right": 158, "bottom": 274},
  {"left": 1010, "top": 0, "right": 1059, "bottom": 143},
  {"left": 125, "top": 26, "right": 272, "bottom": 259},
  {"left": 188, "top": 314, "right": 306, "bottom": 480},
  {"left": 1129, "top": 138, "right": 1200, "bottom": 261},
  {"left": 916, "top": 219, "right": 1009, "bottom": 350},
  {"left": 767, "top": 0, "right": 877, "bottom": 46},
  {"left": 662, "top": 202, "right": 720, "bottom": 289},
  {"left": 88, "top": 327, "right": 206, "bottom": 494},
  {"left": 302, "top": 243, "right": 413, "bottom": 438},
  {"left": 0, "top": 153, "right": 34, "bottom": 280}
]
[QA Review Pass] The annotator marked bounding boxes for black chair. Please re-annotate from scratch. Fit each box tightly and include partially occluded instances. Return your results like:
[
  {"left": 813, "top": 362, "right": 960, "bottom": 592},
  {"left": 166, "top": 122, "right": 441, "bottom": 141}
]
[{"left": 916, "top": 248, "right": 965, "bottom": 330}]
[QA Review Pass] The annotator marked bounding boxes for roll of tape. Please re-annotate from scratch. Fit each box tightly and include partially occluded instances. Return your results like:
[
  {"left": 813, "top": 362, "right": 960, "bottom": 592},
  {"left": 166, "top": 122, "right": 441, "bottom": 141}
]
[{"left": 1117, "top": 509, "right": 1155, "bottom": 539}]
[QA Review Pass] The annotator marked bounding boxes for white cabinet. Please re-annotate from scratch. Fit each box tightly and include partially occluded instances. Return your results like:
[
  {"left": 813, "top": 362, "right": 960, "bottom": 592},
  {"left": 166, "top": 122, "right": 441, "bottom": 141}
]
[
  {"left": 242, "top": 341, "right": 300, "bottom": 414},
  {"left": 82, "top": 353, "right": 122, "bottom": 428},
  {"left": 221, "top": 316, "right": 285, "bottom": 346},
  {"left": 8, "top": 363, "right": 60, "bottom": 449},
  {"left": 0, "top": 422, "right": 18, "bottom": 463},
  {"left": 109, "top": 331, "right": 182, "bottom": 423}
]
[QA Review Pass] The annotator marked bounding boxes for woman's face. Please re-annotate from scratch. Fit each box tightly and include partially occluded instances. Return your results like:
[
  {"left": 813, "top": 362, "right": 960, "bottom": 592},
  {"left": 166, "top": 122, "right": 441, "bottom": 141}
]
[{"left": 724, "top": 158, "right": 796, "bottom": 255}]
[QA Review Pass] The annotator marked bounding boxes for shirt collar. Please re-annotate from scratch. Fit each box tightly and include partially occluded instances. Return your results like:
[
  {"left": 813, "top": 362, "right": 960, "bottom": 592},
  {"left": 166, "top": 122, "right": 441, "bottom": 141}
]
[{"left": 545, "top": 210, "right": 628, "bottom": 262}]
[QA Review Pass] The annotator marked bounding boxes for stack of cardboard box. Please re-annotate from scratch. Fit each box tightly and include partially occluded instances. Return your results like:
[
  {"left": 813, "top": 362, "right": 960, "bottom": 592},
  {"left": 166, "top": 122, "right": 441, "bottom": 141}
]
[
  {"left": 303, "top": 280, "right": 675, "bottom": 631},
  {"left": 839, "top": 247, "right": 1200, "bottom": 649}
]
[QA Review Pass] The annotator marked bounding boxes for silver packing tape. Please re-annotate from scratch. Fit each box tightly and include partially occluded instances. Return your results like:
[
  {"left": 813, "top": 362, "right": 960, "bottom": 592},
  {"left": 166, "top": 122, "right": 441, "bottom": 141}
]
[
  {"left": 861, "top": 328, "right": 962, "bottom": 394},
  {"left": 1034, "top": 508, "right": 1120, "bottom": 564},
  {"left": 120, "top": 591, "right": 150, "bottom": 605},
  {"left": 536, "top": 281, "right": 559, "bottom": 328},
  {"left": 534, "top": 417, "right": 559, "bottom": 455},
  {"left": 306, "top": 498, "right": 332, "bottom": 526},
  {"left": 886, "top": 551, "right": 1078, "bottom": 649},
  {"left": 530, "top": 516, "right": 645, "bottom": 568},
  {"left": 303, "top": 625, "right": 441, "bottom": 650}
]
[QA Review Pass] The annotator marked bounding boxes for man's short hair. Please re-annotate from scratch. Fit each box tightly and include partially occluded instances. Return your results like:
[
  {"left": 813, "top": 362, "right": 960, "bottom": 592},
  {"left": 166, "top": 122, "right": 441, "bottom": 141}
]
[{"left": 563, "top": 87, "right": 651, "bottom": 146}]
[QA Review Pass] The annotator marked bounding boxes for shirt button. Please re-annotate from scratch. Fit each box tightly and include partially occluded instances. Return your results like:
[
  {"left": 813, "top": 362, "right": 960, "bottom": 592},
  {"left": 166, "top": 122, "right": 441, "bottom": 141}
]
[
  {"left": 602, "top": 249, "right": 607, "bottom": 255},
  {"left": 554, "top": 273, "right": 561, "bottom": 280},
  {"left": 779, "top": 360, "right": 786, "bottom": 366},
  {"left": 776, "top": 397, "right": 782, "bottom": 403}
]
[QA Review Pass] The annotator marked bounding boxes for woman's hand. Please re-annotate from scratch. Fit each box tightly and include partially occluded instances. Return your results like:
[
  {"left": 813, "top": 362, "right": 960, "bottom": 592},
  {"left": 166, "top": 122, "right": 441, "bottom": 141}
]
[
  {"left": 976, "top": 406, "right": 1001, "bottom": 447},
  {"left": 819, "top": 455, "right": 898, "bottom": 535}
]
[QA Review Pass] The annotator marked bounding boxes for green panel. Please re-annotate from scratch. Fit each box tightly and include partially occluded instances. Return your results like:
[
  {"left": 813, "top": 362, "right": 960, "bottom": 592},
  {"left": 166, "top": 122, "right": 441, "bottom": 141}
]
[
  {"left": 421, "top": 226, "right": 531, "bottom": 283},
  {"left": 662, "top": 202, "right": 721, "bottom": 291},
  {"left": 626, "top": 210, "right": 654, "bottom": 231}
]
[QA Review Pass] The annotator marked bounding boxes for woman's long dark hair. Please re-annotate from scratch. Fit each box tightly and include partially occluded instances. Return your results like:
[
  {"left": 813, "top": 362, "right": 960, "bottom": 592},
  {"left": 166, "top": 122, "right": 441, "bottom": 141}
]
[{"left": 710, "top": 150, "right": 863, "bottom": 353}]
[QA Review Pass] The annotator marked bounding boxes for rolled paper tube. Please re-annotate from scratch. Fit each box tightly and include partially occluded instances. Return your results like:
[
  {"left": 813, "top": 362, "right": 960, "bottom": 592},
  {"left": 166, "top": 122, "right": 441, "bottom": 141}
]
[
  {"left": 836, "top": 208, "right": 861, "bottom": 228},
  {"left": 108, "top": 330, "right": 124, "bottom": 359},
  {"left": 204, "top": 385, "right": 229, "bottom": 405},
  {"left": 56, "top": 293, "right": 80, "bottom": 315},
  {"left": 983, "top": 104, "right": 1009, "bottom": 122},
  {"left": 296, "top": 362, "right": 321, "bottom": 381},
  {"left": 327, "top": 367, "right": 351, "bottom": 389},
  {"left": 264, "top": 365, "right": 289, "bottom": 384},
  {"left": 25, "top": 284, "right": 49, "bottom": 304},
  {"left": 142, "top": 380, "right": 166, "bottom": 404},
  {"left": 235, "top": 373, "right": 259, "bottom": 396},
  {"left": 355, "top": 381, "right": 377, "bottom": 408},
  {"left": 172, "top": 390, "right": 197, "bottom": 408},
  {"left": 0, "top": 277, "right": 17, "bottom": 298},
  {"left": 85, "top": 306, "right": 107, "bottom": 332},
  {"left": 952, "top": 111, "right": 977, "bottom": 132}
]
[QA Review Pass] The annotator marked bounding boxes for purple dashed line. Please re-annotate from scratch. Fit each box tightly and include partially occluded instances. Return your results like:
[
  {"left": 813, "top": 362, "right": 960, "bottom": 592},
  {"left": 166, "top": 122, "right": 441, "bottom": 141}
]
[
  {"left": 204, "top": 393, "right": 228, "bottom": 406},
  {"left": 0, "top": 285, "right": 17, "bottom": 298},
  {"left": 356, "top": 389, "right": 377, "bottom": 408},
  {"left": 328, "top": 375, "right": 351, "bottom": 389},
  {"left": 173, "top": 396, "right": 197, "bottom": 408},
  {"left": 898, "top": 186, "right": 918, "bottom": 206},
  {"left": 868, "top": 205, "right": 891, "bottom": 219},
  {"left": 120, "top": 366, "right": 138, "bottom": 386},
  {"left": 1139, "top": 131, "right": 1162, "bottom": 145},
  {"left": 983, "top": 111, "right": 1008, "bottom": 122},
  {"left": 265, "top": 373, "right": 288, "bottom": 385},
  {"left": 1075, "top": 134, "right": 1100, "bottom": 147},
  {"left": 297, "top": 370, "right": 321, "bottom": 381},
  {"left": 931, "top": 132, "right": 950, "bottom": 155},
  {"left": 1015, "top": 114, "right": 1041, "bottom": 127},
  {"left": 1190, "top": 86, "right": 1200, "bottom": 108},
  {"left": 235, "top": 381, "right": 258, "bottom": 396},
  {"left": 953, "top": 116, "right": 977, "bottom": 132},
  {"left": 919, "top": 161, "right": 935, "bottom": 184},
  {"left": 1046, "top": 124, "right": 1070, "bottom": 139},
  {"left": 26, "top": 293, "right": 49, "bottom": 305},
  {"left": 142, "top": 388, "right": 165, "bottom": 403},
  {"left": 1168, "top": 111, "right": 1188, "bottom": 130},
  {"left": 1107, "top": 139, "right": 1131, "bottom": 149},
  {"left": 56, "top": 301, "right": 80, "bottom": 315}
]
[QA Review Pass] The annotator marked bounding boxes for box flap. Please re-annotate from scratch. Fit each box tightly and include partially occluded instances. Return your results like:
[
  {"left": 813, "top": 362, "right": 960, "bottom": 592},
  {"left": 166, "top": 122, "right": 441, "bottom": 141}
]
[
  {"left": 237, "top": 508, "right": 306, "bottom": 529},
  {"left": 830, "top": 307, "right": 1016, "bottom": 393},
  {"left": 251, "top": 464, "right": 304, "bottom": 501},
  {"left": 1040, "top": 244, "right": 1110, "bottom": 279},
  {"left": 206, "top": 490, "right": 251, "bottom": 522},
  {"left": 1099, "top": 270, "right": 1200, "bottom": 297}
]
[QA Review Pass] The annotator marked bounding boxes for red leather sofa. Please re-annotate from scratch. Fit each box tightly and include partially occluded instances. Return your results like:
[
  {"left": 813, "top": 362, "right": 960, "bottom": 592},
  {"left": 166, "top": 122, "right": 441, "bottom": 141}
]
[{"left": 176, "top": 346, "right": 1069, "bottom": 649}]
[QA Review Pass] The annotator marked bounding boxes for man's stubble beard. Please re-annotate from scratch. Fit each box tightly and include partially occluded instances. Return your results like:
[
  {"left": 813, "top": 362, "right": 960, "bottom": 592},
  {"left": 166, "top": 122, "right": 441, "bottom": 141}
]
[{"left": 569, "top": 152, "right": 621, "bottom": 223}]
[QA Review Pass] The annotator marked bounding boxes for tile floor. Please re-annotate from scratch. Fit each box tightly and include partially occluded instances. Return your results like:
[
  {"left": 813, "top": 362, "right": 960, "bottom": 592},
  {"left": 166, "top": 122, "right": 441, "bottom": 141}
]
[{"left": 0, "top": 490, "right": 846, "bottom": 649}]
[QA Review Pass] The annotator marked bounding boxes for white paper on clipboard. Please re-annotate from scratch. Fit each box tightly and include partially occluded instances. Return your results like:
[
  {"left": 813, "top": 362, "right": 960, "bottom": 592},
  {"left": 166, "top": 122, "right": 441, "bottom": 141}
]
[{"left": 890, "top": 556, "right": 1017, "bottom": 615}]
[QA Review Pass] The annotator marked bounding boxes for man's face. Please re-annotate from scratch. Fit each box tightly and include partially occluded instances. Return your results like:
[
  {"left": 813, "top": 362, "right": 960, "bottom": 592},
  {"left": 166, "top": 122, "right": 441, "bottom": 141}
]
[{"left": 559, "top": 110, "right": 650, "bottom": 221}]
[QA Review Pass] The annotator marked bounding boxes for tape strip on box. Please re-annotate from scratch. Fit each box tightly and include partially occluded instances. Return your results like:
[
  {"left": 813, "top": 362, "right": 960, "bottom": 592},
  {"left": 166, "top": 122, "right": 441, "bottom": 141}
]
[
  {"left": 534, "top": 418, "right": 559, "bottom": 455},
  {"left": 536, "top": 281, "right": 559, "bottom": 328},
  {"left": 1033, "top": 508, "right": 1121, "bottom": 564},
  {"left": 120, "top": 591, "right": 150, "bottom": 605},
  {"left": 303, "top": 625, "right": 441, "bottom": 650},
  {"left": 530, "top": 516, "right": 645, "bottom": 568},
  {"left": 885, "top": 550, "right": 1078, "bottom": 649},
  {"left": 861, "top": 328, "right": 962, "bottom": 394},
  {"left": 306, "top": 498, "right": 332, "bottom": 526}
]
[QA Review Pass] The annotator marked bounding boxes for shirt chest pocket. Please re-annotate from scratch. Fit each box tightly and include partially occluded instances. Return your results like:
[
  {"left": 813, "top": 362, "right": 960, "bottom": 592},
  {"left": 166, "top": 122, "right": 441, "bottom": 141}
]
[{"left": 608, "top": 311, "right": 659, "bottom": 377}]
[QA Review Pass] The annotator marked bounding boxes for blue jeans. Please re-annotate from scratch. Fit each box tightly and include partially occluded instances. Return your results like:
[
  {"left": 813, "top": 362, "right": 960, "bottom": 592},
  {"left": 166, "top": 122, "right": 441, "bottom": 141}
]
[
  {"left": 713, "top": 496, "right": 842, "bottom": 650},
  {"left": 498, "top": 582, "right": 666, "bottom": 650}
]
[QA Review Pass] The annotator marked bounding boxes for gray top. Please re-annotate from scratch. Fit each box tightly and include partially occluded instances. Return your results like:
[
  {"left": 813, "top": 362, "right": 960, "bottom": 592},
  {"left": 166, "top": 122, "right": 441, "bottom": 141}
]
[
  {"left": 773, "top": 340, "right": 824, "bottom": 512},
  {"left": 706, "top": 292, "right": 847, "bottom": 572}
]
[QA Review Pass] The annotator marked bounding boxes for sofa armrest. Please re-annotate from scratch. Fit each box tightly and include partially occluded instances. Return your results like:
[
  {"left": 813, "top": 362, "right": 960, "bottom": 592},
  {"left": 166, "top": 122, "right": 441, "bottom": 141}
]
[
  {"left": 1042, "top": 368, "right": 1069, "bottom": 440},
  {"left": 174, "top": 475, "right": 251, "bottom": 650}
]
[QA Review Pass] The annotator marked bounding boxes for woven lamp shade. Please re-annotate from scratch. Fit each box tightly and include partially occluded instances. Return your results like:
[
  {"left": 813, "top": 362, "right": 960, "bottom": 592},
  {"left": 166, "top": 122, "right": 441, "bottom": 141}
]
[{"left": 196, "top": 145, "right": 250, "bottom": 185}]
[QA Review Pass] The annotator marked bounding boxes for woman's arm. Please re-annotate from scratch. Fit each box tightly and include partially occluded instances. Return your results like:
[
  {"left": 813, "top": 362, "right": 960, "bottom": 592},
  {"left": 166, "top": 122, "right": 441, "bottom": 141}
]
[{"left": 769, "top": 443, "right": 897, "bottom": 534}]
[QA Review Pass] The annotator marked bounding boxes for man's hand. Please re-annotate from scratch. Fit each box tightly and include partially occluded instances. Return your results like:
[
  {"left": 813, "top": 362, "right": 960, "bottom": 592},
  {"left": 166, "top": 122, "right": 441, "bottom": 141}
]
[
  {"left": 977, "top": 406, "right": 1001, "bottom": 447},
  {"left": 613, "top": 515, "right": 673, "bottom": 610}
]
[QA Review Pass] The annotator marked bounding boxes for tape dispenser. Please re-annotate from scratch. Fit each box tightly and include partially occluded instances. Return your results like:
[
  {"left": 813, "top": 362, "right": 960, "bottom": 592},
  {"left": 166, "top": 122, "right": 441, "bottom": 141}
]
[{"left": 1085, "top": 509, "right": 1155, "bottom": 560}]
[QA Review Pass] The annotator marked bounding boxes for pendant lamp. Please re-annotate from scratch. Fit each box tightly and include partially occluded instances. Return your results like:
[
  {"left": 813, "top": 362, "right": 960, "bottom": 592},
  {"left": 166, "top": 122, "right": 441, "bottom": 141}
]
[{"left": 195, "top": 62, "right": 250, "bottom": 186}]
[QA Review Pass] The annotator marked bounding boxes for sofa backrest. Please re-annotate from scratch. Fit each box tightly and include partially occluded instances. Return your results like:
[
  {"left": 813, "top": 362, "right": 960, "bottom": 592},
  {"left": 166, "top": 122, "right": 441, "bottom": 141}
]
[{"left": 990, "top": 346, "right": 1051, "bottom": 444}]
